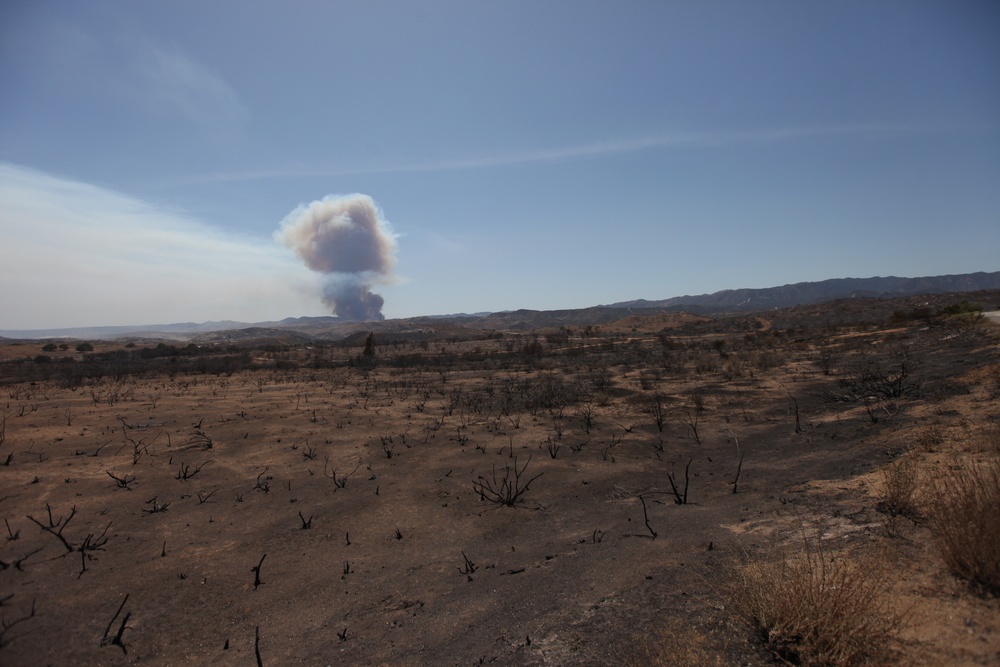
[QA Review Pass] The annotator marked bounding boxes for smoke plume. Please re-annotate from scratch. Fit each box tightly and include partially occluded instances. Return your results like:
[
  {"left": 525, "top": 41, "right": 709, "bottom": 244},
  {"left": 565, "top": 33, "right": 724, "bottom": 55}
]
[{"left": 277, "top": 194, "right": 397, "bottom": 321}]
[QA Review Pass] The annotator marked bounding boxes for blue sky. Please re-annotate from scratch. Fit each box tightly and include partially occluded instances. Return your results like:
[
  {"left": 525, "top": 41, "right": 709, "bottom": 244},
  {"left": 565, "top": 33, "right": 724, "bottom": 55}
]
[{"left": 1, "top": 1, "right": 998, "bottom": 328}]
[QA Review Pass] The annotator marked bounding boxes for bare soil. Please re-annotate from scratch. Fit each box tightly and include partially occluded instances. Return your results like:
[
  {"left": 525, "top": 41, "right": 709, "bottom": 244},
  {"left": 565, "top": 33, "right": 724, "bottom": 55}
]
[{"left": 1, "top": 311, "right": 998, "bottom": 666}]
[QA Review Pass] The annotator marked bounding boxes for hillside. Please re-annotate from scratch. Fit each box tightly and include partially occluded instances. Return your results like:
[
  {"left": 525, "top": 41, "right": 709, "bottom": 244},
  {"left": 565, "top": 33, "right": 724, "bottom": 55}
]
[
  {"left": 609, "top": 271, "right": 1000, "bottom": 312},
  {"left": 1, "top": 292, "right": 998, "bottom": 665},
  {"left": 2, "top": 271, "right": 997, "bottom": 341}
]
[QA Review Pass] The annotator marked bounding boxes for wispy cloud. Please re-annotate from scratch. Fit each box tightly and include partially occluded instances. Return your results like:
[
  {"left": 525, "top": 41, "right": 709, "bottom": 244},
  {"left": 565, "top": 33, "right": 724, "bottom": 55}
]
[
  {"left": 129, "top": 40, "right": 249, "bottom": 131},
  {"left": 164, "top": 121, "right": 970, "bottom": 186},
  {"left": 0, "top": 164, "right": 320, "bottom": 329}
]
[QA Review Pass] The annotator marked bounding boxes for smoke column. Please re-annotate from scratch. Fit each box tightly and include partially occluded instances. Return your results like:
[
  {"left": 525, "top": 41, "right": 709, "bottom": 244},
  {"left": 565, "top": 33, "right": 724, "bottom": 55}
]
[{"left": 276, "top": 194, "right": 397, "bottom": 321}]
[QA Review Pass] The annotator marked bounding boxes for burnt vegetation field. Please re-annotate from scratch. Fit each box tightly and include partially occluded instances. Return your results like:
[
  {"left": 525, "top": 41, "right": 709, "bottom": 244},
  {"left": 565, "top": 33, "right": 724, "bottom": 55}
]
[{"left": 1, "top": 293, "right": 999, "bottom": 666}]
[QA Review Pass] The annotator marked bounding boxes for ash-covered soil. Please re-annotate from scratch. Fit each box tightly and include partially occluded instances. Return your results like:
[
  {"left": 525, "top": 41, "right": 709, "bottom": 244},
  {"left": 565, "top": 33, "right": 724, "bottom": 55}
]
[{"left": 1, "top": 309, "right": 998, "bottom": 665}]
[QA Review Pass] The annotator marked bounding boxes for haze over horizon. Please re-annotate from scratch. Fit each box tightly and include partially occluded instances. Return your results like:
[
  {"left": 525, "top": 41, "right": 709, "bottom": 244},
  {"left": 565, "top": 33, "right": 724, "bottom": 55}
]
[{"left": 2, "top": 1, "right": 998, "bottom": 330}]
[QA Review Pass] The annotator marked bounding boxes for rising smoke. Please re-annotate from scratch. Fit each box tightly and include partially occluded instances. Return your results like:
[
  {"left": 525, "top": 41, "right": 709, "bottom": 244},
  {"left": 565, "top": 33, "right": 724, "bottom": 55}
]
[{"left": 277, "top": 194, "right": 397, "bottom": 321}]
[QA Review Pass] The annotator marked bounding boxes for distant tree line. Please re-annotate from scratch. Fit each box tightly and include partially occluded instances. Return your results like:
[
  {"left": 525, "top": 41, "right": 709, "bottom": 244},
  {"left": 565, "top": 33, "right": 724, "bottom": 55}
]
[{"left": 2, "top": 343, "right": 258, "bottom": 387}]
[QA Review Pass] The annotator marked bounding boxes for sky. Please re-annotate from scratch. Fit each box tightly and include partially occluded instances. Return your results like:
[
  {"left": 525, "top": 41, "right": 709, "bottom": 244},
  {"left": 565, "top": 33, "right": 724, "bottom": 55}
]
[{"left": 1, "top": 1, "right": 998, "bottom": 329}]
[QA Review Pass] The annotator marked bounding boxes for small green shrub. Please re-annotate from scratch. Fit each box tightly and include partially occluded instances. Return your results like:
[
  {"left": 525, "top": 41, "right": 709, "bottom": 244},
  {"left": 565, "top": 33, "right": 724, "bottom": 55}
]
[{"left": 936, "top": 300, "right": 982, "bottom": 317}]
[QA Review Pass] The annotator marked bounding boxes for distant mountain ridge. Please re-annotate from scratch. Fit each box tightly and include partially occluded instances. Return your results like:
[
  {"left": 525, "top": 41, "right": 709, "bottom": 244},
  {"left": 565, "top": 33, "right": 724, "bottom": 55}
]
[
  {"left": 2, "top": 271, "right": 997, "bottom": 340},
  {"left": 607, "top": 271, "right": 1000, "bottom": 313},
  {"left": 0, "top": 316, "right": 345, "bottom": 341}
]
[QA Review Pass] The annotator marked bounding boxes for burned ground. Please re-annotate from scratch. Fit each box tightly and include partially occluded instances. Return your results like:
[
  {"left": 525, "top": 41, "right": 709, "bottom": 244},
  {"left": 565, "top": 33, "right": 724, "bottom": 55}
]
[{"left": 1, "top": 299, "right": 998, "bottom": 665}]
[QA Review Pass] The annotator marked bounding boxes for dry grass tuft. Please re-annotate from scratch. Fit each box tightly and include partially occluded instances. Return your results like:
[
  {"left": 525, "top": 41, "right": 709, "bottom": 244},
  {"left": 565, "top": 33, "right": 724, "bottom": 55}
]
[
  {"left": 620, "top": 616, "right": 728, "bottom": 667},
  {"left": 927, "top": 455, "right": 1000, "bottom": 597},
  {"left": 877, "top": 456, "right": 920, "bottom": 535},
  {"left": 914, "top": 425, "right": 945, "bottom": 452},
  {"left": 969, "top": 422, "right": 1000, "bottom": 454},
  {"left": 729, "top": 537, "right": 903, "bottom": 667}
]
